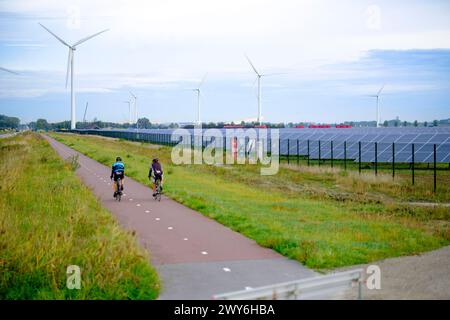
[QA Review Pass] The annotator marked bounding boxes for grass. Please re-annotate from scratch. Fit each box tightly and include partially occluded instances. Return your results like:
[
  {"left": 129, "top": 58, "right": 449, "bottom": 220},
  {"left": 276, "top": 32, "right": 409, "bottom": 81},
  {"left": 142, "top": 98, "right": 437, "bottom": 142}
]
[
  {"left": 49, "top": 132, "right": 450, "bottom": 270},
  {"left": 0, "top": 133, "right": 160, "bottom": 299},
  {"left": 280, "top": 156, "right": 450, "bottom": 203}
]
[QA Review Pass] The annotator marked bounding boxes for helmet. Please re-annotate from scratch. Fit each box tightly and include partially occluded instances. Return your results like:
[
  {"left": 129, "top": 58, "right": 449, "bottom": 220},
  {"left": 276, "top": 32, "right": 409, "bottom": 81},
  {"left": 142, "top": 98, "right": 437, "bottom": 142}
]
[
  {"left": 152, "top": 158, "right": 159, "bottom": 163},
  {"left": 116, "top": 156, "right": 122, "bottom": 162}
]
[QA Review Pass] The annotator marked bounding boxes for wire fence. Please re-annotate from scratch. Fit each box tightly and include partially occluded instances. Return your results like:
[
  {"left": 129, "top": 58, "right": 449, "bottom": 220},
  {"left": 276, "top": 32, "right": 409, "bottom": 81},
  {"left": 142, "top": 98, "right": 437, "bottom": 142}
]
[{"left": 68, "top": 129, "right": 450, "bottom": 192}]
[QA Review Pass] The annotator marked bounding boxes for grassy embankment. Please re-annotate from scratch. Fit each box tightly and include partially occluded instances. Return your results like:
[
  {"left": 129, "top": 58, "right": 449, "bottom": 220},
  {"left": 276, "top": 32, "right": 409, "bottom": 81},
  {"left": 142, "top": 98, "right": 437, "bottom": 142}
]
[
  {"left": 0, "top": 133, "right": 160, "bottom": 299},
  {"left": 50, "top": 132, "right": 450, "bottom": 270}
]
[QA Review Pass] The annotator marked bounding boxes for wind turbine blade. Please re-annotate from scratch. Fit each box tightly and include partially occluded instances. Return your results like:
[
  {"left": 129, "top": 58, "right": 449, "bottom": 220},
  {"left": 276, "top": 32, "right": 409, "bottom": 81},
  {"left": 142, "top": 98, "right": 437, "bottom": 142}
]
[
  {"left": 263, "top": 72, "right": 287, "bottom": 77},
  {"left": 245, "top": 54, "right": 260, "bottom": 76},
  {"left": 198, "top": 73, "right": 208, "bottom": 88},
  {"left": 83, "top": 102, "right": 88, "bottom": 122},
  {"left": 39, "top": 23, "right": 71, "bottom": 47},
  {"left": 65, "top": 49, "right": 72, "bottom": 88},
  {"left": 0, "top": 67, "right": 19, "bottom": 75},
  {"left": 73, "top": 29, "right": 109, "bottom": 47},
  {"left": 377, "top": 83, "right": 385, "bottom": 96}
]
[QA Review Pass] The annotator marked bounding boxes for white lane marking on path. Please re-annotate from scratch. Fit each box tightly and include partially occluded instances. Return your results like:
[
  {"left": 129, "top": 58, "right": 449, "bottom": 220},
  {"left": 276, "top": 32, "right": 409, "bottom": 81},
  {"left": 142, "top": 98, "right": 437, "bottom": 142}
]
[
  {"left": 136, "top": 204, "right": 141, "bottom": 207},
  {"left": 245, "top": 287, "right": 253, "bottom": 290},
  {"left": 129, "top": 198, "right": 133, "bottom": 201},
  {"left": 223, "top": 268, "right": 231, "bottom": 272},
  {"left": 145, "top": 210, "right": 150, "bottom": 213},
  {"left": 201, "top": 251, "right": 208, "bottom": 255},
  {"left": 155, "top": 218, "right": 160, "bottom": 221},
  {"left": 168, "top": 227, "right": 173, "bottom": 230},
  {"left": 183, "top": 238, "right": 188, "bottom": 241}
]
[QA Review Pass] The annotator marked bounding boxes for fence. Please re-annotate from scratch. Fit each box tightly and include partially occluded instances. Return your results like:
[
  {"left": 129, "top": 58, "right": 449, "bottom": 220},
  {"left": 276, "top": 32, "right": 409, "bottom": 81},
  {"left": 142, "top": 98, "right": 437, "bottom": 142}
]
[
  {"left": 67, "top": 129, "right": 449, "bottom": 192},
  {"left": 213, "top": 269, "right": 364, "bottom": 300}
]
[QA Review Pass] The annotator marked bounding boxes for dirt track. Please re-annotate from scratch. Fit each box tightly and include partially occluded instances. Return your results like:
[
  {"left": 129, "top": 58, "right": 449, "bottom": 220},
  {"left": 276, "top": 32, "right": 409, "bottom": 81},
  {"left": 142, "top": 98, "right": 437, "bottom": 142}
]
[{"left": 333, "top": 245, "right": 450, "bottom": 300}]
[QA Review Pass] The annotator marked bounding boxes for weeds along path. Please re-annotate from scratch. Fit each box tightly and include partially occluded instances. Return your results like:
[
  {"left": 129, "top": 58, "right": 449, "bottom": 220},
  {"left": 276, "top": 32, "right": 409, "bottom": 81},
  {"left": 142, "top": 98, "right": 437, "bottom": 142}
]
[
  {"left": 43, "top": 134, "right": 317, "bottom": 299},
  {"left": 0, "top": 133, "right": 159, "bottom": 299}
]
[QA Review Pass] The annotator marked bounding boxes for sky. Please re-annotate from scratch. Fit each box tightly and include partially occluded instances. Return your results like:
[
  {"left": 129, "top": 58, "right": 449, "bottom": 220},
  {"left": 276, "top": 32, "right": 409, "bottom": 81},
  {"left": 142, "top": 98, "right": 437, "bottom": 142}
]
[{"left": 0, "top": 0, "right": 449, "bottom": 124}]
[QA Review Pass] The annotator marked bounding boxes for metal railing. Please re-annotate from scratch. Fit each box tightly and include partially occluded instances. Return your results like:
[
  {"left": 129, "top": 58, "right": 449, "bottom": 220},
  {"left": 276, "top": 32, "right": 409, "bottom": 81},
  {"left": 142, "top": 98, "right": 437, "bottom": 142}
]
[{"left": 212, "top": 269, "right": 364, "bottom": 300}]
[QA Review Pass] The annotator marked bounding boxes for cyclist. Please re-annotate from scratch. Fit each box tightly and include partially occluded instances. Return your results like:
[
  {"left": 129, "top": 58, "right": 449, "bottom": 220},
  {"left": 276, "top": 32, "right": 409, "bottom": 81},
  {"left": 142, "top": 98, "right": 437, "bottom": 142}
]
[
  {"left": 148, "top": 158, "right": 163, "bottom": 197},
  {"left": 110, "top": 156, "right": 125, "bottom": 198}
]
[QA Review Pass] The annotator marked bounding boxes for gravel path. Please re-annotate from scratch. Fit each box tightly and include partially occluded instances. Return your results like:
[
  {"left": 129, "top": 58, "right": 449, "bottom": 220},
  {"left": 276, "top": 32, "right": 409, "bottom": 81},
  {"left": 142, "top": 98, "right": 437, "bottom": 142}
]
[{"left": 332, "top": 246, "right": 450, "bottom": 299}]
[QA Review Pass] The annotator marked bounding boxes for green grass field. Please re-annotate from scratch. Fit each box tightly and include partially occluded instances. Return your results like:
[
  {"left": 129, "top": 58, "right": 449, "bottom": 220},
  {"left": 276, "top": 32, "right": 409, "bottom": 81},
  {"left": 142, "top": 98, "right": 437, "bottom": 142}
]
[
  {"left": 49, "top": 132, "right": 450, "bottom": 270},
  {"left": 0, "top": 133, "right": 160, "bottom": 299}
]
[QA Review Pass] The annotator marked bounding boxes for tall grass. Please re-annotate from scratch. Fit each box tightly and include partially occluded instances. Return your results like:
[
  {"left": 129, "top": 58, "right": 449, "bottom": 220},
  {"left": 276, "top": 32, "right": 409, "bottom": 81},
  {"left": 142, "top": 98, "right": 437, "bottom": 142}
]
[
  {"left": 0, "top": 133, "right": 160, "bottom": 299},
  {"left": 49, "top": 132, "right": 450, "bottom": 269}
]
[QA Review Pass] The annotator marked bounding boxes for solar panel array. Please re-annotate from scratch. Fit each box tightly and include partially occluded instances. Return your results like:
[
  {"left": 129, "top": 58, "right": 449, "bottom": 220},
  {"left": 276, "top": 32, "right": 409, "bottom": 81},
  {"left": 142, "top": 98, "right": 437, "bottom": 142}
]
[
  {"left": 278, "top": 128, "right": 450, "bottom": 163},
  {"left": 74, "top": 127, "right": 450, "bottom": 164}
]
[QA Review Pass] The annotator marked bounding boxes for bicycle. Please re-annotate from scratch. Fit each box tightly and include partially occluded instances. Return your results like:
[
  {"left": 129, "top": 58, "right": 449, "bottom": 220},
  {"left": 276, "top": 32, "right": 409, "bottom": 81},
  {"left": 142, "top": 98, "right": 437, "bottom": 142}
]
[
  {"left": 153, "top": 178, "right": 162, "bottom": 202},
  {"left": 115, "top": 177, "right": 123, "bottom": 202}
]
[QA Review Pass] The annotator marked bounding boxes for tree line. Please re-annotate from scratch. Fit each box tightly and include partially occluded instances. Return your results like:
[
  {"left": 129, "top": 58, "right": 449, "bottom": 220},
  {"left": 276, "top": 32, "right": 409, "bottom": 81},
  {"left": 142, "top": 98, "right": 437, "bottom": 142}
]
[
  {"left": 2, "top": 113, "right": 447, "bottom": 131},
  {"left": 0, "top": 114, "right": 20, "bottom": 130}
]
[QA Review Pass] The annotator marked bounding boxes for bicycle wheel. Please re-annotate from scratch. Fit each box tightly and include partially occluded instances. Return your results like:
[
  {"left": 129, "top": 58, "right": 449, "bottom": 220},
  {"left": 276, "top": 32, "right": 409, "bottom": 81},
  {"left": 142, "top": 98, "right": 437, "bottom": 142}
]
[
  {"left": 116, "top": 178, "right": 121, "bottom": 201},
  {"left": 154, "top": 179, "right": 161, "bottom": 201}
]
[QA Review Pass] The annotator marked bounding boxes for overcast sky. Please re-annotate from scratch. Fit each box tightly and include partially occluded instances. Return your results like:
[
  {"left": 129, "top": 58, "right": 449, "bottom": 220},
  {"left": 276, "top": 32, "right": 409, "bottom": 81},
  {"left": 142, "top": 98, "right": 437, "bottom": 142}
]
[{"left": 0, "top": 0, "right": 449, "bottom": 124}]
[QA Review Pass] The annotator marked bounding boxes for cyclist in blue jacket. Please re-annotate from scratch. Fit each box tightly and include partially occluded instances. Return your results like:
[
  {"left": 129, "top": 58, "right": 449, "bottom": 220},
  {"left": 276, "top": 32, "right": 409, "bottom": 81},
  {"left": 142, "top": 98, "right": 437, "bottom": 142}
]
[{"left": 110, "top": 156, "right": 125, "bottom": 198}]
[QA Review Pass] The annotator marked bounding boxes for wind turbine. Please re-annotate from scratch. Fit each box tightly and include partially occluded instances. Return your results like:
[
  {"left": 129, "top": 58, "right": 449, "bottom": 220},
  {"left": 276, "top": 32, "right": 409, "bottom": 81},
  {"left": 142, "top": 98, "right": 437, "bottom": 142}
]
[
  {"left": 368, "top": 84, "right": 385, "bottom": 127},
  {"left": 129, "top": 91, "right": 138, "bottom": 123},
  {"left": 0, "top": 67, "right": 19, "bottom": 75},
  {"left": 129, "top": 91, "right": 139, "bottom": 137},
  {"left": 192, "top": 73, "right": 207, "bottom": 126},
  {"left": 245, "top": 55, "right": 284, "bottom": 125},
  {"left": 39, "top": 23, "right": 109, "bottom": 130}
]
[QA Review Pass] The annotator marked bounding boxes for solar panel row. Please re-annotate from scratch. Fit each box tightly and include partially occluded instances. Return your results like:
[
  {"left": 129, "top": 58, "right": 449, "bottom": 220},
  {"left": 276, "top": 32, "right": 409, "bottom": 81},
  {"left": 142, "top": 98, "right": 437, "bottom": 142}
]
[{"left": 73, "top": 128, "right": 450, "bottom": 164}]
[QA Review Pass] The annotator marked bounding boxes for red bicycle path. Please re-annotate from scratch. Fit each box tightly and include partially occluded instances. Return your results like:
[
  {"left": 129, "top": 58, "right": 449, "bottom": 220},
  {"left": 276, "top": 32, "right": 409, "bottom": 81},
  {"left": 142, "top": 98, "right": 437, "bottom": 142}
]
[{"left": 44, "top": 134, "right": 317, "bottom": 299}]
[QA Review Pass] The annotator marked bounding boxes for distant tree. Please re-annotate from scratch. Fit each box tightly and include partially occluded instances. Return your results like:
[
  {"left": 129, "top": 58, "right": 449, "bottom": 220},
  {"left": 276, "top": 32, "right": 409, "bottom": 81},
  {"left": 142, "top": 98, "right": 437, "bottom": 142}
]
[
  {"left": 403, "top": 121, "right": 408, "bottom": 127},
  {"left": 413, "top": 120, "right": 418, "bottom": 127},
  {"left": 137, "top": 117, "right": 151, "bottom": 129},
  {"left": 35, "top": 119, "right": 49, "bottom": 131},
  {"left": 53, "top": 121, "right": 71, "bottom": 130},
  {"left": 424, "top": 121, "right": 428, "bottom": 127},
  {"left": 0, "top": 114, "right": 20, "bottom": 129},
  {"left": 433, "top": 119, "right": 438, "bottom": 127},
  {"left": 28, "top": 121, "right": 37, "bottom": 130},
  {"left": 383, "top": 120, "right": 388, "bottom": 127}
]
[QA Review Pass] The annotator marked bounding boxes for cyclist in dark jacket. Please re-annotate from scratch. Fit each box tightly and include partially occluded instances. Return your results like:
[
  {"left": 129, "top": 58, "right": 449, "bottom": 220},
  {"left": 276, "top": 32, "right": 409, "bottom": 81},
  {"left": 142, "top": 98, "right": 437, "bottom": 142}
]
[
  {"left": 148, "top": 158, "right": 163, "bottom": 196},
  {"left": 111, "top": 157, "right": 125, "bottom": 198}
]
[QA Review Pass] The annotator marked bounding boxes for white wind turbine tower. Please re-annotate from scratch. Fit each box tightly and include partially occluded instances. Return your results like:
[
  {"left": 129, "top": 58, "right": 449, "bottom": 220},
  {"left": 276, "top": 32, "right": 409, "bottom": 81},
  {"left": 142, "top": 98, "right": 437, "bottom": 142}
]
[
  {"left": 129, "top": 91, "right": 138, "bottom": 123},
  {"left": 129, "top": 91, "right": 139, "bottom": 138},
  {"left": 368, "top": 84, "right": 385, "bottom": 127},
  {"left": 39, "top": 23, "right": 109, "bottom": 130},
  {"left": 192, "top": 74, "right": 207, "bottom": 126},
  {"left": 123, "top": 100, "right": 132, "bottom": 125}
]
